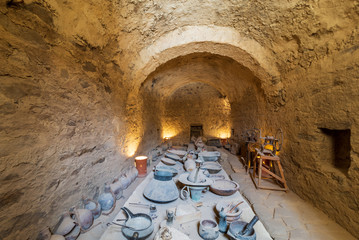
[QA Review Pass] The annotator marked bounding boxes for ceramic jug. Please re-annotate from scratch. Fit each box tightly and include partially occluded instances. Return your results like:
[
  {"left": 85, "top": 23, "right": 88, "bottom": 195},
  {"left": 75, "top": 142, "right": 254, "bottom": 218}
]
[
  {"left": 54, "top": 212, "right": 76, "bottom": 236},
  {"left": 50, "top": 235, "right": 66, "bottom": 240},
  {"left": 98, "top": 183, "right": 116, "bottom": 213},
  {"left": 110, "top": 178, "right": 124, "bottom": 200},
  {"left": 82, "top": 197, "right": 102, "bottom": 219},
  {"left": 70, "top": 207, "right": 93, "bottom": 231}
]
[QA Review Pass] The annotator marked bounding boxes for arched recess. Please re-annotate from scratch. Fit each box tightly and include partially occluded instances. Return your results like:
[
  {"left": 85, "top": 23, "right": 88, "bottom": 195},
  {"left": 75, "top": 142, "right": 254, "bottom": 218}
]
[
  {"left": 126, "top": 26, "right": 280, "bottom": 154},
  {"left": 132, "top": 25, "right": 280, "bottom": 92}
]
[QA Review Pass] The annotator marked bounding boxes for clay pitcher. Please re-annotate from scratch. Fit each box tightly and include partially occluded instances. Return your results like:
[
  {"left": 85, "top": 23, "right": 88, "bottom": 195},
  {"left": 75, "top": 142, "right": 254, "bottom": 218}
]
[
  {"left": 70, "top": 207, "right": 93, "bottom": 231},
  {"left": 82, "top": 197, "right": 102, "bottom": 219},
  {"left": 110, "top": 178, "right": 124, "bottom": 200},
  {"left": 54, "top": 212, "right": 76, "bottom": 236}
]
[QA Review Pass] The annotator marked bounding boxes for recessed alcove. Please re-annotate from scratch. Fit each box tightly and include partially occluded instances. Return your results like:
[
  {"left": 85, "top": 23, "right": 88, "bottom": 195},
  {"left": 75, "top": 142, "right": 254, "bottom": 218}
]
[{"left": 319, "top": 128, "right": 351, "bottom": 174}]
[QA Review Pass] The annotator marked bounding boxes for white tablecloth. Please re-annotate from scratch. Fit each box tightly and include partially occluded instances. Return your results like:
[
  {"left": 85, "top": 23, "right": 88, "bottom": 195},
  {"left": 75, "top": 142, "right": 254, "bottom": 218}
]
[{"left": 100, "top": 160, "right": 272, "bottom": 240}]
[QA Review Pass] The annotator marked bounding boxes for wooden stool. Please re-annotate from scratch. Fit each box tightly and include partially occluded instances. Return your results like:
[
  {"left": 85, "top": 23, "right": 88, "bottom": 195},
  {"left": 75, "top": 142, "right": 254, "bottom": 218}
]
[{"left": 251, "top": 148, "right": 288, "bottom": 191}]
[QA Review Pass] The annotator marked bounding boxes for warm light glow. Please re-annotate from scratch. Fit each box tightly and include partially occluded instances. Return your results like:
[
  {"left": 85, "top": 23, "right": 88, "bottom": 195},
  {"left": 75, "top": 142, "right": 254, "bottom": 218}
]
[
  {"left": 219, "top": 132, "right": 231, "bottom": 139},
  {"left": 135, "top": 156, "right": 148, "bottom": 160},
  {"left": 126, "top": 137, "right": 140, "bottom": 157},
  {"left": 162, "top": 127, "right": 178, "bottom": 139}
]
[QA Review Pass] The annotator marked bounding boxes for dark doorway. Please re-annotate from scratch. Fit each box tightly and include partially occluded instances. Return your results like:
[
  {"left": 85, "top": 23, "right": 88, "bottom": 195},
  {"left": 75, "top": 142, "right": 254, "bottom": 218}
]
[{"left": 190, "top": 124, "right": 203, "bottom": 142}]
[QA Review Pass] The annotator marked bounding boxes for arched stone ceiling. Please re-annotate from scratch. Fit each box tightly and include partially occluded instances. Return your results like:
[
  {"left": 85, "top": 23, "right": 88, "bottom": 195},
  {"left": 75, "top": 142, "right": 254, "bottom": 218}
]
[
  {"left": 141, "top": 52, "right": 262, "bottom": 102},
  {"left": 133, "top": 25, "right": 280, "bottom": 94}
]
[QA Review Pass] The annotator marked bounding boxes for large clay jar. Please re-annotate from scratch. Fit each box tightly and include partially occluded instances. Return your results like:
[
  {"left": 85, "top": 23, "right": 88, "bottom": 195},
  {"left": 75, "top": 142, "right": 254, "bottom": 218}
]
[
  {"left": 129, "top": 166, "right": 138, "bottom": 182},
  {"left": 98, "top": 183, "right": 115, "bottom": 212},
  {"left": 64, "top": 225, "right": 81, "bottom": 240},
  {"left": 54, "top": 213, "right": 76, "bottom": 236},
  {"left": 70, "top": 207, "right": 93, "bottom": 231},
  {"left": 83, "top": 198, "right": 102, "bottom": 219},
  {"left": 50, "top": 235, "right": 66, "bottom": 240},
  {"left": 119, "top": 172, "right": 131, "bottom": 189},
  {"left": 143, "top": 170, "right": 179, "bottom": 203},
  {"left": 110, "top": 178, "right": 124, "bottom": 200}
]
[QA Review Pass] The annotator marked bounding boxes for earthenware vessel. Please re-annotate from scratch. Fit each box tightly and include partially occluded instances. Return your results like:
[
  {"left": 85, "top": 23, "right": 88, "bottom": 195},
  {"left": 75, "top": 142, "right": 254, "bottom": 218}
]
[
  {"left": 110, "top": 178, "right": 124, "bottom": 200},
  {"left": 82, "top": 198, "right": 101, "bottom": 219},
  {"left": 218, "top": 208, "right": 227, "bottom": 233},
  {"left": 228, "top": 216, "right": 259, "bottom": 240},
  {"left": 50, "top": 235, "right": 66, "bottom": 240},
  {"left": 121, "top": 207, "right": 154, "bottom": 240},
  {"left": 210, "top": 179, "right": 239, "bottom": 196},
  {"left": 180, "top": 185, "right": 207, "bottom": 202},
  {"left": 98, "top": 183, "right": 115, "bottom": 211},
  {"left": 199, "top": 219, "right": 219, "bottom": 240},
  {"left": 54, "top": 213, "right": 76, "bottom": 236},
  {"left": 129, "top": 166, "right": 139, "bottom": 181},
  {"left": 64, "top": 225, "right": 81, "bottom": 240},
  {"left": 135, "top": 156, "right": 148, "bottom": 178},
  {"left": 70, "top": 207, "right": 93, "bottom": 231},
  {"left": 216, "top": 200, "right": 243, "bottom": 223},
  {"left": 143, "top": 170, "right": 179, "bottom": 203},
  {"left": 119, "top": 173, "right": 132, "bottom": 189}
]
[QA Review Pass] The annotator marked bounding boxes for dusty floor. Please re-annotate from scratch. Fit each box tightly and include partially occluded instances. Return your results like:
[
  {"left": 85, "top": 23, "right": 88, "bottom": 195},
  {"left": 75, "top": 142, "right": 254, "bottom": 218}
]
[
  {"left": 221, "top": 149, "right": 356, "bottom": 240},
  {"left": 77, "top": 148, "right": 355, "bottom": 240}
]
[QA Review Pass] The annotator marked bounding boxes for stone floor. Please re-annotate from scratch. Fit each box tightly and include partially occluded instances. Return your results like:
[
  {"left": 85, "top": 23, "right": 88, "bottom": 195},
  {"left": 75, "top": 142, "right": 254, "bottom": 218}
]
[
  {"left": 220, "top": 149, "right": 356, "bottom": 240},
  {"left": 79, "top": 147, "right": 356, "bottom": 240}
]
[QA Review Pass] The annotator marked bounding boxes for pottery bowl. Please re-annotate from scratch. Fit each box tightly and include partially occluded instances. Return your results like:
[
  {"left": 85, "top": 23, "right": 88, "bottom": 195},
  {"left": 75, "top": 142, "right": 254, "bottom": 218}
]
[
  {"left": 210, "top": 179, "right": 239, "bottom": 196},
  {"left": 201, "top": 162, "right": 222, "bottom": 174},
  {"left": 198, "top": 151, "right": 221, "bottom": 162},
  {"left": 216, "top": 200, "right": 243, "bottom": 223},
  {"left": 154, "top": 165, "right": 178, "bottom": 176}
]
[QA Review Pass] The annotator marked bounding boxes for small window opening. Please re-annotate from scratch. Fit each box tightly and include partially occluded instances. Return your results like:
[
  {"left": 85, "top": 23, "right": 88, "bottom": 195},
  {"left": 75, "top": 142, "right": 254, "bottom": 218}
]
[{"left": 319, "top": 128, "right": 351, "bottom": 174}]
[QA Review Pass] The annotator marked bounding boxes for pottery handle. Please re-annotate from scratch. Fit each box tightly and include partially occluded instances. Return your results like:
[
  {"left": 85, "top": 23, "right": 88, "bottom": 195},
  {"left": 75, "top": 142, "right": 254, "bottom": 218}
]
[
  {"left": 242, "top": 215, "right": 259, "bottom": 236},
  {"left": 121, "top": 207, "right": 134, "bottom": 219},
  {"left": 180, "top": 186, "right": 189, "bottom": 200}
]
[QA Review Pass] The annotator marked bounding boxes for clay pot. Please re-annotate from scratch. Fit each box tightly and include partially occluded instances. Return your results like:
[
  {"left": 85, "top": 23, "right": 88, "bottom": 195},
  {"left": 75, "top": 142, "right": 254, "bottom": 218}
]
[
  {"left": 98, "top": 183, "right": 116, "bottom": 214},
  {"left": 64, "top": 225, "right": 81, "bottom": 240},
  {"left": 119, "top": 173, "right": 131, "bottom": 189},
  {"left": 135, "top": 156, "right": 148, "bottom": 177},
  {"left": 70, "top": 207, "right": 93, "bottom": 231},
  {"left": 110, "top": 178, "right": 124, "bottom": 200},
  {"left": 83, "top": 198, "right": 102, "bottom": 219},
  {"left": 54, "top": 213, "right": 76, "bottom": 236},
  {"left": 50, "top": 235, "right": 66, "bottom": 240},
  {"left": 129, "top": 166, "right": 138, "bottom": 182},
  {"left": 199, "top": 219, "right": 219, "bottom": 240}
]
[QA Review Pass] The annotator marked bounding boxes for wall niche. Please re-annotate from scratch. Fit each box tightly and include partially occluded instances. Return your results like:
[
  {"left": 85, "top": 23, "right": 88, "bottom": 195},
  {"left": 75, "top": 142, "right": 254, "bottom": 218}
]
[{"left": 319, "top": 128, "right": 351, "bottom": 175}]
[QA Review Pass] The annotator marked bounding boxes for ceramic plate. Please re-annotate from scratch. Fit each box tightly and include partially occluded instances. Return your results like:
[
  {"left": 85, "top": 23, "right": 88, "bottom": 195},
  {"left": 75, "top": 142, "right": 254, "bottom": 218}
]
[
  {"left": 165, "top": 152, "right": 181, "bottom": 161},
  {"left": 167, "top": 149, "right": 187, "bottom": 157},
  {"left": 161, "top": 157, "right": 176, "bottom": 166}
]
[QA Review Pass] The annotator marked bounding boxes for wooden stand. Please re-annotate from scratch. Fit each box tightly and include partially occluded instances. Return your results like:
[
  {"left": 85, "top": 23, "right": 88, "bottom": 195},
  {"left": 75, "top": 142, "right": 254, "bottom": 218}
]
[{"left": 251, "top": 148, "right": 288, "bottom": 191}]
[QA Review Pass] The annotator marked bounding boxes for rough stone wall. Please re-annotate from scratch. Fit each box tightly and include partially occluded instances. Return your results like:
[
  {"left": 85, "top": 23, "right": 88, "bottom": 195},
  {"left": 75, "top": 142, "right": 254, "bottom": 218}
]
[
  {"left": 161, "top": 82, "right": 231, "bottom": 144},
  {"left": 0, "top": 1, "right": 142, "bottom": 239}
]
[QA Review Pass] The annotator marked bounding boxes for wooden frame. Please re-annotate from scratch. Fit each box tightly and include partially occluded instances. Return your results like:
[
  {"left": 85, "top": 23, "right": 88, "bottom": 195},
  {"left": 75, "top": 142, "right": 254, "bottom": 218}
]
[{"left": 250, "top": 148, "right": 288, "bottom": 191}]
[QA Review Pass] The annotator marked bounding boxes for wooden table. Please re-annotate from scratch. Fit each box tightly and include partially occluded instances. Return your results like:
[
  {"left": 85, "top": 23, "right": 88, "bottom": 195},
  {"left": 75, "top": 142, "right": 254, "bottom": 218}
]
[{"left": 100, "top": 160, "right": 272, "bottom": 240}]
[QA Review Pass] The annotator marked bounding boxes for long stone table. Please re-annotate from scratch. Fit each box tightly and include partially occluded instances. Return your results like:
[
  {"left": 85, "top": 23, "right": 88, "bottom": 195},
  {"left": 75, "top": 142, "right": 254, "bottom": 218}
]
[{"left": 100, "top": 159, "right": 272, "bottom": 240}]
